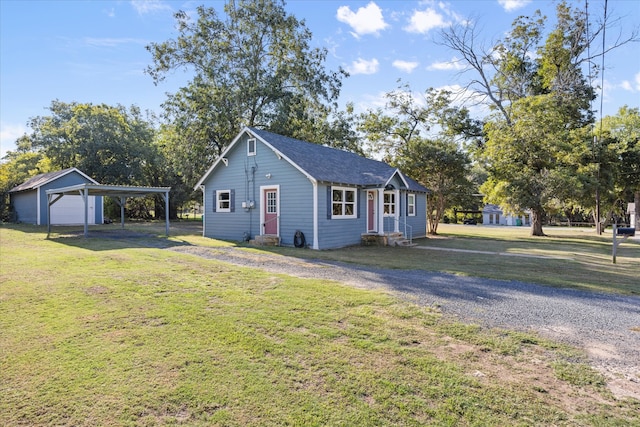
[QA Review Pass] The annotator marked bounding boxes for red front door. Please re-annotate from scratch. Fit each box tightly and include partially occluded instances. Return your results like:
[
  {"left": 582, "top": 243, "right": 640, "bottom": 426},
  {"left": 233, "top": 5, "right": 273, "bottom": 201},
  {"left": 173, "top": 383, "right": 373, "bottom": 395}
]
[
  {"left": 263, "top": 188, "right": 278, "bottom": 235},
  {"left": 367, "top": 191, "right": 376, "bottom": 232}
]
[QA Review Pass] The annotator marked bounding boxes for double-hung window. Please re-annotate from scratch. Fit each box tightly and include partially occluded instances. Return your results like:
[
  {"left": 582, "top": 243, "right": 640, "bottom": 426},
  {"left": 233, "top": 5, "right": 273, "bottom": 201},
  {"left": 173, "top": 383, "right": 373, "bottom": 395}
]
[
  {"left": 407, "top": 194, "right": 416, "bottom": 216},
  {"left": 383, "top": 192, "right": 396, "bottom": 216},
  {"left": 331, "top": 186, "right": 357, "bottom": 219},
  {"left": 247, "top": 138, "right": 256, "bottom": 156},
  {"left": 216, "top": 190, "right": 232, "bottom": 212}
]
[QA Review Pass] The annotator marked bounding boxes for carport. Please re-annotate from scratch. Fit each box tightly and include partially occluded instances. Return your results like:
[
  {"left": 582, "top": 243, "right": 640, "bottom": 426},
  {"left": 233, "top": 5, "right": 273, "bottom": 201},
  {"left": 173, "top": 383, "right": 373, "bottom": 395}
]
[{"left": 45, "top": 184, "right": 171, "bottom": 238}]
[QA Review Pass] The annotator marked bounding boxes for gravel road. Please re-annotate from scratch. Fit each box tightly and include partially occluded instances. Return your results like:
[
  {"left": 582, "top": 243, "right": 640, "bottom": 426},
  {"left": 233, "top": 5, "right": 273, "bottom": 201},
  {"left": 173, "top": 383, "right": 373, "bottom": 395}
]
[{"left": 170, "top": 245, "right": 640, "bottom": 399}]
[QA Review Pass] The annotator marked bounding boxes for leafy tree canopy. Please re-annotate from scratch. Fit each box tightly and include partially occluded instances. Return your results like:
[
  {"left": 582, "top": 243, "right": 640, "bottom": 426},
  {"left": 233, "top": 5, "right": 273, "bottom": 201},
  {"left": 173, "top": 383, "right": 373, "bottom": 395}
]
[
  {"left": 26, "top": 100, "right": 158, "bottom": 186},
  {"left": 438, "top": 0, "right": 636, "bottom": 235},
  {"left": 358, "top": 84, "right": 476, "bottom": 234},
  {"left": 146, "top": 0, "right": 348, "bottom": 187}
]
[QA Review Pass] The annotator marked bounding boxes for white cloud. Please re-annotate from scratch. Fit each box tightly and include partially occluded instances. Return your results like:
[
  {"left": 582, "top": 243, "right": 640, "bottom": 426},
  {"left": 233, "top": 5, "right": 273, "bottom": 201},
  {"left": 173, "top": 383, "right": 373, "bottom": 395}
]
[
  {"left": 347, "top": 58, "right": 379, "bottom": 75},
  {"left": 617, "top": 73, "right": 640, "bottom": 92},
  {"left": 0, "top": 122, "right": 27, "bottom": 159},
  {"left": 620, "top": 80, "right": 633, "bottom": 91},
  {"left": 497, "top": 0, "right": 531, "bottom": 12},
  {"left": 336, "top": 2, "right": 388, "bottom": 37},
  {"left": 404, "top": 7, "right": 450, "bottom": 34},
  {"left": 392, "top": 60, "right": 419, "bottom": 73},
  {"left": 130, "top": 0, "right": 172, "bottom": 15},
  {"left": 427, "top": 57, "right": 465, "bottom": 71}
]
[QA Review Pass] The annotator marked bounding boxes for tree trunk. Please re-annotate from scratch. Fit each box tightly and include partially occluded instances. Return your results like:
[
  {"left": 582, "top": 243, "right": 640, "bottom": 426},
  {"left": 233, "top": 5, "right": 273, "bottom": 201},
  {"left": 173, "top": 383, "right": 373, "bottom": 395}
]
[
  {"left": 635, "top": 190, "right": 640, "bottom": 229},
  {"left": 530, "top": 208, "right": 546, "bottom": 236},
  {"left": 427, "top": 196, "right": 445, "bottom": 235}
]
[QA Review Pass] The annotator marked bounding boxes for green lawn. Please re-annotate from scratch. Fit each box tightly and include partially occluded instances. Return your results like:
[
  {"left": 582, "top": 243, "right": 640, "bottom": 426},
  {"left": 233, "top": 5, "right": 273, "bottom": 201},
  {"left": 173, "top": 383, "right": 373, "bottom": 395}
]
[
  {"left": 1, "top": 224, "right": 638, "bottom": 426},
  {"left": 262, "top": 223, "right": 640, "bottom": 296}
]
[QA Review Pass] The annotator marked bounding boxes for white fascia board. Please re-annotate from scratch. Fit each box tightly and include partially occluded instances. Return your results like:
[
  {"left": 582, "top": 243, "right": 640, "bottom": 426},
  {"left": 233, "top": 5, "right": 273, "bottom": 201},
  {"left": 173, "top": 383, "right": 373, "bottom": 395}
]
[
  {"left": 34, "top": 167, "right": 99, "bottom": 190},
  {"left": 68, "top": 167, "right": 100, "bottom": 185},
  {"left": 384, "top": 169, "right": 410, "bottom": 189},
  {"left": 46, "top": 183, "right": 170, "bottom": 197},
  {"left": 193, "top": 128, "right": 250, "bottom": 190}
]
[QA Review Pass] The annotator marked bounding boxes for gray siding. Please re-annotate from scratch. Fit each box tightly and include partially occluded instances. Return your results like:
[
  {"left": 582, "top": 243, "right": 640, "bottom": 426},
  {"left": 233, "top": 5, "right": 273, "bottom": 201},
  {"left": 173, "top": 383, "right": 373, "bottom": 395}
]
[
  {"left": 11, "top": 191, "right": 37, "bottom": 224},
  {"left": 202, "top": 134, "right": 315, "bottom": 246}
]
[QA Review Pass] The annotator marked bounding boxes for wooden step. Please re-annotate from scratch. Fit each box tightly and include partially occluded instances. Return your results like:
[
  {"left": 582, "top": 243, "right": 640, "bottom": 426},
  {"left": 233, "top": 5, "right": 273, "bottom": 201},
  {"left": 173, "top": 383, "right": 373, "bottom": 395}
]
[
  {"left": 361, "top": 233, "right": 416, "bottom": 247},
  {"left": 250, "top": 234, "right": 280, "bottom": 246}
]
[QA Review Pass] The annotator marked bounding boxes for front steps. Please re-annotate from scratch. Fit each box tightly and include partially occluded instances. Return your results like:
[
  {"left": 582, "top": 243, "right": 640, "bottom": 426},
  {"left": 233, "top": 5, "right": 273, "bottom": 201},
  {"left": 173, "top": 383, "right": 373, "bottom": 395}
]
[
  {"left": 361, "top": 232, "right": 416, "bottom": 247},
  {"left": 250, "top": 234, "right": 280, "bottom": 246}
]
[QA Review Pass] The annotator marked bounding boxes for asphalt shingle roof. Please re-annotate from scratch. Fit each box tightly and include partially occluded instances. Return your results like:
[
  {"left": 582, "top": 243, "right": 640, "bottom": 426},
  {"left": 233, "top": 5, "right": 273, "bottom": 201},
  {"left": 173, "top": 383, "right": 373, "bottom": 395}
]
[
  {"left": 249, "top": 128, "right": 427, "bottom": 192},
  {"left": 9, "top": 168, "right": 77, "bottom": 193}
]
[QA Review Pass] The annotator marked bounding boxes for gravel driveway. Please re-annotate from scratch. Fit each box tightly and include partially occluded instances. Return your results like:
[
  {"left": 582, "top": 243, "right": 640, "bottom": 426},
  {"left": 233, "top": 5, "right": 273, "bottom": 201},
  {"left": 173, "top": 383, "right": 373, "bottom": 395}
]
[{"left": 170, "top": 245, "right": 640, "bottom": 400}]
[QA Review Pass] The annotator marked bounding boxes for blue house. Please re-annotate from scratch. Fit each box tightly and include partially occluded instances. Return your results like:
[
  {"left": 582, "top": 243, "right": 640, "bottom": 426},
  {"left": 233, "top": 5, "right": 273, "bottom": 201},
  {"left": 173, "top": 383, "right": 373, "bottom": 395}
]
[
  {"left": 9, "top": 168, "right": 103, "bottom": 225},
  {"left": 195, "top": 128, "right": 428, "bottom": 250}
]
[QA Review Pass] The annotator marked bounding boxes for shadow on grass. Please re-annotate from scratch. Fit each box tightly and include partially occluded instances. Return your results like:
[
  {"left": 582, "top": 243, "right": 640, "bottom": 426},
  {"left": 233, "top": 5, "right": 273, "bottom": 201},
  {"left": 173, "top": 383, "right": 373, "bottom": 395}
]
[{"left": 2, "top": 222, "right": 198, "bottom": 251}]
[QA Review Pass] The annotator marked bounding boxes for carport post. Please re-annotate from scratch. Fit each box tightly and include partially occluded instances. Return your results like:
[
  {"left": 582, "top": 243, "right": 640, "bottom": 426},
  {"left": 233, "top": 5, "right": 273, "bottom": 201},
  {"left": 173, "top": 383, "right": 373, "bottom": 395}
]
[
  {"left": 164, "top": 190, "right": 170, "bottom": 236},
  {"left": 83, "top": 187, "right": 89, "bottom": 238},
  {"left": 47, "top": 193, "right": 52, "bottom": 238},
  {"left": 120, "top": 196, "right": 125, "bottom": 229}
]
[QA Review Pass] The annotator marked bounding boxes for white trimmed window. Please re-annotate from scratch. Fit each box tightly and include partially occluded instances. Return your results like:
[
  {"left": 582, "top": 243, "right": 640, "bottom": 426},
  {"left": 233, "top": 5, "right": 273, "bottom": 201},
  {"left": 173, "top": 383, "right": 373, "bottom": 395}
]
[
  {"left": 407, "top": 194, "right": 416, "bottom": 216},
  {"left": 383, "top": 192, "right": 396, "bottom": 216},
  {"left": 332, "top": 186, "right": 357, "bottom": 218},
  {"left": 216, "top": 190, "right": 232, "bottom": 212},
  {"left": 247, "top": 138, "right": 257, "bottom": 156}
]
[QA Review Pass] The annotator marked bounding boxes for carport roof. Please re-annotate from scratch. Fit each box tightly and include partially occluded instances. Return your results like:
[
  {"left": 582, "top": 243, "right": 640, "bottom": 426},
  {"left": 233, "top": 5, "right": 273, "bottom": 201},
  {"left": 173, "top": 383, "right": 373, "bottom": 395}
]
[
  {"left": 45, "top": 183, "right": 171, "bottom": 238},
  {"left": 45, "top": 183, "right": 171, "bottom": 197}
]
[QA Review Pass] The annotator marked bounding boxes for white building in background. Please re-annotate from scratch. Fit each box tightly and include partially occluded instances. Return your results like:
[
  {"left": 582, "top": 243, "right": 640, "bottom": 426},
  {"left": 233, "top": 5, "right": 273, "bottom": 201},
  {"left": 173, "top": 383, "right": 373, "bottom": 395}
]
[
  {"left": 628, "top": 203, "right": 636, "bottom": 228},
  {"left": 482, "top": 204, "right": 530, "bottom": 226}
]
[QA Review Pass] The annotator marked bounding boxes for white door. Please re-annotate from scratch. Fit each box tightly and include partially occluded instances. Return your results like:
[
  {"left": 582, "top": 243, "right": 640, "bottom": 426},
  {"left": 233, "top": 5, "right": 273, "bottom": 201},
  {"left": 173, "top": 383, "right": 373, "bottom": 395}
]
[{"left": 51, "top": 195, "right": 96, "bottom": 225}]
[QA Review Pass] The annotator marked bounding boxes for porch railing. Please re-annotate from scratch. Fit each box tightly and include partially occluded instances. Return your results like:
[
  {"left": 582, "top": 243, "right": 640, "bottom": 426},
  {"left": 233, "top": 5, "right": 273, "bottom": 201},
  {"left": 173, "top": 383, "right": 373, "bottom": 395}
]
[{"left": 384, "top": 216, "right": 413, "bottom": 245}]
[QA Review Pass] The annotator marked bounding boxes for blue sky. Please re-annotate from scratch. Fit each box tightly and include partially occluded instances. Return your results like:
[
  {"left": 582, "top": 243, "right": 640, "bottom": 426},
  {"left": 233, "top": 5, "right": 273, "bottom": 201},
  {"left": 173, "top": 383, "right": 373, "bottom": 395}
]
[{"left": 1, "top": 0, "right": 639, "bottom": 159}]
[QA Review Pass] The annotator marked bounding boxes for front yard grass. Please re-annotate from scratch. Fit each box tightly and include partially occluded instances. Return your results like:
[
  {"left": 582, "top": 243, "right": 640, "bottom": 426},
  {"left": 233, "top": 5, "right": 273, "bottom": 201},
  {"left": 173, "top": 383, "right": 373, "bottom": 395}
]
[
  {"left": 1, "top": 224, "right": 638, "bottom": 426},
  {"left": 263, "top": 223, "right": 640, "bottom": 296}
]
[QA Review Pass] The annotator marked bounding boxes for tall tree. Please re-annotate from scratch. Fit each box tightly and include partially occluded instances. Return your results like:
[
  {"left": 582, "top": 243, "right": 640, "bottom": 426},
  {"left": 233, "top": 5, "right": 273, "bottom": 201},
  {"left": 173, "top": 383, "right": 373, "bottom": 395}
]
[
  {"left": 438, "top": 1, "right": 635, "bottom": 235},
  {"left": 27, "top": 101, "right": 158, "bottom": 187},
  {"left": 0, "top": 135, "right": 52, "bottom": 221},
  {"left": 146, "top": 0, "right": 347, "bottom": 187},
  {"left": 359, "top": 85, "right": 476, "bottom": 233},
  {"left": 598, "top": 106, "right": 640, "bottom": 226},
  {"left": 396, "top": 137, "right": 472, "bottom": 235},
  {"left": 480, "top": 95, "right": 589, "bottom": 235},
  {"left": 359, "top": 85, "right": 456, "bottom": 161}
]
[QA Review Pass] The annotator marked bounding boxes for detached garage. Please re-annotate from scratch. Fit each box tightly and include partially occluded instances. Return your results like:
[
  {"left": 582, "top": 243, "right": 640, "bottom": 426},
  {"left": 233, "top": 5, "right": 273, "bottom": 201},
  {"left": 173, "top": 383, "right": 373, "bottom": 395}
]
[{"left": 9, "top": 168, "right": 103, "bottom": 225}]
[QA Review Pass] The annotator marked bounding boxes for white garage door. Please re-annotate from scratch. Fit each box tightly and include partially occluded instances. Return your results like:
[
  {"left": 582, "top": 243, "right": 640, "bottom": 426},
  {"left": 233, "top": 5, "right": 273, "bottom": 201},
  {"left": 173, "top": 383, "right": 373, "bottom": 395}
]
[{"left": 50, "top": 195, "right": 96, "bottom": 225}]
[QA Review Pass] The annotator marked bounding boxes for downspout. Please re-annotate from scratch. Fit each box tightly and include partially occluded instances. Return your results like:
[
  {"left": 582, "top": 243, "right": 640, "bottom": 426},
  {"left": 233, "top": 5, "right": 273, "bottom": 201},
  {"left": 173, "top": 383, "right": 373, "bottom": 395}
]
[{"left": 198, "top": 185, "right": 205, "bottom": 237}]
